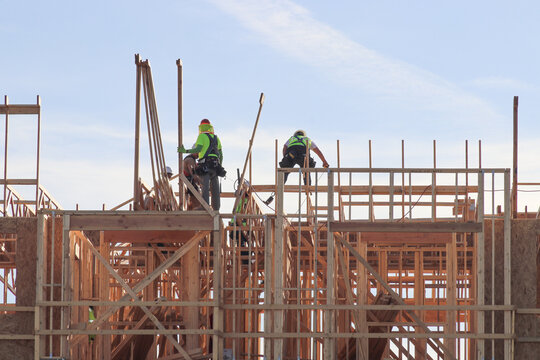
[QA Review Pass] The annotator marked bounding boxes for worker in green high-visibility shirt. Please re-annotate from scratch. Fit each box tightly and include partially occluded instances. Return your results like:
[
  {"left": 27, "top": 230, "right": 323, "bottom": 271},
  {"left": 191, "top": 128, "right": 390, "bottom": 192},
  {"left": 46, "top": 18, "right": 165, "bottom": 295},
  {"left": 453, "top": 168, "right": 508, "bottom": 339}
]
[
  {"left": 229, "top": 184, "right": 251, "bottom": 264},
  {"left": 88, "top": 306, "right": 96, "bottom": 343},
  {"left": 279, "top": 129, "right": 329, "bottom": 185},
  {"left": 178, "top": 119, "right": 226, "bottom": 211}
]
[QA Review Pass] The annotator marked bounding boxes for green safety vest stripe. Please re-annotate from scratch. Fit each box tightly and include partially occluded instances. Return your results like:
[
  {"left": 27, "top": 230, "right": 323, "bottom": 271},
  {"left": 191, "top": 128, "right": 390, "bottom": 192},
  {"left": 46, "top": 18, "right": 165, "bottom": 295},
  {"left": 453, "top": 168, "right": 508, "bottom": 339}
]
[{"left": 287, "top": 135, "right": 310, "bottom": 148}]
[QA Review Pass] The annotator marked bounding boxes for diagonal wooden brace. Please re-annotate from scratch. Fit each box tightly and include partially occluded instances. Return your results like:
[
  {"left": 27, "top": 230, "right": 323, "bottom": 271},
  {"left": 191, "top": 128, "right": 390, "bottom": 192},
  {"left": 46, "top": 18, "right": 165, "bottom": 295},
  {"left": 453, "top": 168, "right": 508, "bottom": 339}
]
[
  {"left": 82, "top": 235, "right": 193, "bottom": 359},
  {"left": 70, "top": 230, "right": 208, "bottom": 353}
]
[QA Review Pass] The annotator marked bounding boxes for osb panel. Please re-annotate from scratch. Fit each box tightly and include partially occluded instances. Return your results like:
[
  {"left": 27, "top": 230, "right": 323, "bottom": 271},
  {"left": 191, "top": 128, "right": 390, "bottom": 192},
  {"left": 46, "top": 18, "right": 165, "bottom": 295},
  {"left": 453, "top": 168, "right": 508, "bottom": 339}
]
[
  {"left": 0, "top": 218, "right": 37, "bottom": 360},
  {"left": 512, "top": 219, "right": 539, "bottom": 358},
  {"left": 0, "top": 218, "right": 17, "bottom": 233},
  {"left": 483, "top": 219, "right": 505, "bottom": 359},
  {"left": 15, "top": 218, "right": 37, "bottom": 307}
]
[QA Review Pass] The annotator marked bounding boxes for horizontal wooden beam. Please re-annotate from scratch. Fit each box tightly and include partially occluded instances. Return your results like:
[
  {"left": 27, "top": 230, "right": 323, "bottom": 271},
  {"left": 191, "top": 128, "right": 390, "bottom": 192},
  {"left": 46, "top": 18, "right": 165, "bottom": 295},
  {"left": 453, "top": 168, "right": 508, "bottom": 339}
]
[
  {"left": 277, "top": 167, "right": 507, "bottom": 174},
  {"left": 104, "top": 230, "right": 197, "bottom": 243},
  {"left": 0, "top": 178, "right": 38, "bottom": 185},
  {"left": 330, "top": 221, "right": 482, "bottom": 233},
  {"left": 0, "top": 104, "right": 40, "bottom": 115},
  {"left": 69, "top": 213, "right": 215, "bottom": 231},
  {"left": 252, "top": 184, "right": 478, "bottom": 195},
  {"left": 360, "top": 232, "right": 453, "bottom": 244}
]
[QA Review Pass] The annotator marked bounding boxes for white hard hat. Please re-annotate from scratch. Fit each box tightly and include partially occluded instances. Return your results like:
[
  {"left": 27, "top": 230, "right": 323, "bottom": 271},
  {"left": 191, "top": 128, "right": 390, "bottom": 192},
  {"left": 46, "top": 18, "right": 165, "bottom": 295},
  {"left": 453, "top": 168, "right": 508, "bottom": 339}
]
[{"left": 165, "top": 166, "right": 173, "bottom": 176}]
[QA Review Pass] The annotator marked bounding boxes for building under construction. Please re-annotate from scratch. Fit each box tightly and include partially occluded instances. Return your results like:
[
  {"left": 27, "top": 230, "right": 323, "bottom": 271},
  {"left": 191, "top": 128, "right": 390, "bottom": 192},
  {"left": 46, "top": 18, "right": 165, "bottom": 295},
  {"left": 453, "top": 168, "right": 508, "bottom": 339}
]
[{"left": 0, "top": 56, "right": 539, "bottom": 360}]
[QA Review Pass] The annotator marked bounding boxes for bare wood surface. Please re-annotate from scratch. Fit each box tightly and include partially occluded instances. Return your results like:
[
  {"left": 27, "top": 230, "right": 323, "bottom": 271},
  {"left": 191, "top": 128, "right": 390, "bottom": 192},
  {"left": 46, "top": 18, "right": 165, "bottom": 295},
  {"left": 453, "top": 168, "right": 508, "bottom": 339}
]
[
  {"left": 69, "top": 214, "right": 214, "bottom": 231},
  {"left": 330, "top": 221, "right": 482, "bottom": 233}
]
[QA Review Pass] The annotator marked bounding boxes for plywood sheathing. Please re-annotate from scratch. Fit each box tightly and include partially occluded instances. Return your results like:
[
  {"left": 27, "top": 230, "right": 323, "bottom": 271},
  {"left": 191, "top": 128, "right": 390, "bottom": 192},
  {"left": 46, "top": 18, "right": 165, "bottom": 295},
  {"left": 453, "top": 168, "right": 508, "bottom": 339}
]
[
  {"left": 511, "top": 219, "right": 540, "bottom": 359},
  {"left": 484, "top": 218, "right": 540, "bottom": 359},
  {"left": 0, "top": 217, "right": 37, "bottom": 360}
]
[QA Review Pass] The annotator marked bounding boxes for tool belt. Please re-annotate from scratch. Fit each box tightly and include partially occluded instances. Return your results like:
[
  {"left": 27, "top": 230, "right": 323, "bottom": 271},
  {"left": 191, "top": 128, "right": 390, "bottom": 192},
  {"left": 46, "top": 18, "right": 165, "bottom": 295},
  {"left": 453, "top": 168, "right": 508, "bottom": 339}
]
[{"left": 196, "top": 157, "right": 227, "bottom": 177}]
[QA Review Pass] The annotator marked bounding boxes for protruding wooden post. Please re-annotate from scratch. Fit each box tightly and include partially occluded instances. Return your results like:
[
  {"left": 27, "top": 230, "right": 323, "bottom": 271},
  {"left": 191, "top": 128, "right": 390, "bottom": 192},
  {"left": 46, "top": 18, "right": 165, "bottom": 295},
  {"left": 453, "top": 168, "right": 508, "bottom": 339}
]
[
  {"left": 133, "top": 54, "right": 142, "bottom": 210},
  {"left": 273, "top": 171, "right": 284, "bottom": 360},
  {"left": 476, "top": 170, "right": 485, "bottom": 359},
  {"left": 36, "top": 95, "right": 41, "bottom": 213},
  {"left": 177, "top": 59, "right": 184, "bottom": 209},
  {"left": 3, "top": 95, "right": 8, "bottom": 217},
  {"left": 503, "top": 169, "right": 512, "bottom": 359},
  {"left": 432, "top": 140, "right": 437, "bottom": 221},
  {"left": 512, "top": 96, "right": 518, "bottom": 218}
]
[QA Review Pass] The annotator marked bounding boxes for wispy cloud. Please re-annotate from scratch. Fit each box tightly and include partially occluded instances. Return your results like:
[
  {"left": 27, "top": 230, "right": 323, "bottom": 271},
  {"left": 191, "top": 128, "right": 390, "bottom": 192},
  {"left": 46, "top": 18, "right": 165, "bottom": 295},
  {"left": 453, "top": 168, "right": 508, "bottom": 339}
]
[{"left": 209, "top": 0, "right": 501, "bottom": 121}]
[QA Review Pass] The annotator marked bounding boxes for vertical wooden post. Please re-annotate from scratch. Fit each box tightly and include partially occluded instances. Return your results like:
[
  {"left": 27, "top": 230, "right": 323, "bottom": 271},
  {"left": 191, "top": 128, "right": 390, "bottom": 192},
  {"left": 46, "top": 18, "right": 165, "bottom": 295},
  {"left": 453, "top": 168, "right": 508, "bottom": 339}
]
[
  {"left": 133, "top": 54, "right": 142, "bottom": 210},
  {"left": 389, "top": 171, "right": 394, "bottom": 221},
  {"left": 35, "top": 214, "right": 46, "bottom": 359},
  {"left": 98, "top": 230, "right": 111, "bottom": 360},
  {"left": 264, "top": 216, "right": 273, "bottom": 358},
  {"left": 61, "top": 216, "right": 71, "bottom": 357},
  {"left": 401, "top": 140, "right": 405, "bottom": 219},
  {"left": 368, "top": 141, "right": 373, "bottom": 222},
  {"left": 432, "top": 140, "right": 437, "bottom": 221},
  {"left": 212, "top": 222, "right": 224, "bottom": 360},
  {"left": 177, "top": 59, "right": 184, "bottom": 209},
  {"left": 35, "top": 95, "right": 41, "bottom": 213},
  {"left": 357, "top": 236, "right": 368, "bottom": 359},
  {"left": 414, "top": 251, "right": 425, "bottom": 359},
  {"left": 324, "top": 170, "right": 335, "bottom": 359},
  {"left": 479, "top": 140, "right": 482, "bottom": 168},
  {"left": 465, "top": 140, "right": 469, "bottom": 221},
  {"left": 182, "top": 237, "right": 200, "bottom": 350},
  {"left": 476, "top": 171, "right": 485, "bottom": 359},
  {"left": 273, "top": 171, "right": 284, "bottom": 360},
  {"left": 3, "top": 96, "right": 8, "bottom": 217},
  {"left": 446, "top": 234, "right": 457, "bottom": 359},
  {"left": 512, "top": 96, "right": 518, "bottom": 218},
  {"left": 503, "top": 169, "right": 512, "bottom": 358}
]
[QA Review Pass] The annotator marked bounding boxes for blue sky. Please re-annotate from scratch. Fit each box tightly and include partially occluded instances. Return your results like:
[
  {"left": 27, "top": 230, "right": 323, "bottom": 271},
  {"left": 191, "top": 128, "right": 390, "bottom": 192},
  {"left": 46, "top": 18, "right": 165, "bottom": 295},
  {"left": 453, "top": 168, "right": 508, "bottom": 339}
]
[{"left": 1, "top": 0, "right": 539, "bottom": 211}]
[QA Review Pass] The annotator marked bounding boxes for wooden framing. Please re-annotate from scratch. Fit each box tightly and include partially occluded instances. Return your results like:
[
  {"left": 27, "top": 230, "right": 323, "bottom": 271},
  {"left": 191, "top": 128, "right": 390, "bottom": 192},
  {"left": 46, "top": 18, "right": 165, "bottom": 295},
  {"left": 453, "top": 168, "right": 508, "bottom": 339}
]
[{"left": 0, "top": 115, "right": 535, "bottom": 359}]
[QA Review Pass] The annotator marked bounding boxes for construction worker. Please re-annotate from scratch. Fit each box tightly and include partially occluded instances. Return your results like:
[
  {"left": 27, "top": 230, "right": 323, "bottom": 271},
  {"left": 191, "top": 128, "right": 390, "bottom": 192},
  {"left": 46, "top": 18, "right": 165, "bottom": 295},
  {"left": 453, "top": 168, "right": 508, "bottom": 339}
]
[
  {"left": 279, "top": 130, "right": 329, "bottom": 185},
  {"left": 182, "top": 153, "right": 201, "bottom": 209},
  {"left": 88, "top": 306, "right": 96, "bottom": 343},
  {"left": 229, "top": 183, "right": 251, "bottom": 264},
  {"left": 178, "top": 119, "right": 226, "bottom": 211}
]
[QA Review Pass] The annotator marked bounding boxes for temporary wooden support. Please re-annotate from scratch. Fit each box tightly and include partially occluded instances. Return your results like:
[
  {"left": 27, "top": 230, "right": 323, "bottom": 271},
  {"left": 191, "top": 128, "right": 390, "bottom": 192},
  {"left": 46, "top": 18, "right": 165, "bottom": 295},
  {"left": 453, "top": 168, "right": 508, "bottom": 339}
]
[
  {"left": 1, "top": 95, "right": 41, "bottom": 217},
  {"left": 177, "top": 59, "right": 184, "bottom": 209}
]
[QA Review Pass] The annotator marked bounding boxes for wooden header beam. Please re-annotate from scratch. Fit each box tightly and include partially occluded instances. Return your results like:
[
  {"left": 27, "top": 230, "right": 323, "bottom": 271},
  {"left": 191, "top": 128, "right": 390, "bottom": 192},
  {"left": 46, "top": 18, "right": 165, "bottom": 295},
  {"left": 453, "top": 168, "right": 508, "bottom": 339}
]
[
  {"left": 0, "top": 104, "right": 40, "bottom": 115},
  {"left": 331, "top": 221, "right": 482, "bottom": 233},
  {"left": 69, "top": 213, "right": 215, "bottom": 231}
]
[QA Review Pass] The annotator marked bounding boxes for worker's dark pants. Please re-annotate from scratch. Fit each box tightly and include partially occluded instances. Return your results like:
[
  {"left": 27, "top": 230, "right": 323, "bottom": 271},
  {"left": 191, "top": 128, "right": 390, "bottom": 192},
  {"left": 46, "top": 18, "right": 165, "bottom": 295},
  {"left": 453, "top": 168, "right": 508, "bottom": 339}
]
[
  {"left": 279, "top": 146, "right": 316, "bottom": 185},
  {"left": 201, "top": 169, "right": 220, "bottom": 211}
]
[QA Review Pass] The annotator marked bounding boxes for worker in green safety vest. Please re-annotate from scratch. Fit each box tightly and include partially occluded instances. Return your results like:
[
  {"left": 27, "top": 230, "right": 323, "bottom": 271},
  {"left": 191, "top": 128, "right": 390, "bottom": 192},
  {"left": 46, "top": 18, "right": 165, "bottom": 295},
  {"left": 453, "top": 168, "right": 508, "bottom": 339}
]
[
  {"left": 279, "top": 130, "right": 329, "bottom": 185},
  {"left": 88, "top": 306, "right": 96, "bottom": 343},
  {"left": 178, "top": 119, "right": 226, "bottom": 211}
]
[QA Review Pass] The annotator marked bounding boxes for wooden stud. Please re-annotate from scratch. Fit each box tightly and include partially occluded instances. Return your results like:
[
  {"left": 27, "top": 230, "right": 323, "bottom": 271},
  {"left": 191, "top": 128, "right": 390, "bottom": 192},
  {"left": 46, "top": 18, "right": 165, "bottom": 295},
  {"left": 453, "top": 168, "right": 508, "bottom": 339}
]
[
  {"left": 324, "top": 170, "right": 335, "bottom": 359},
  {"left": 273, "top": 171, "right": 284, "bottom": 360},
  {"left": 176, "top": 59, "right": 184, "bottom": 209},
  {"left": 512, "top": 96, "right": 518, "bottom": 218}
]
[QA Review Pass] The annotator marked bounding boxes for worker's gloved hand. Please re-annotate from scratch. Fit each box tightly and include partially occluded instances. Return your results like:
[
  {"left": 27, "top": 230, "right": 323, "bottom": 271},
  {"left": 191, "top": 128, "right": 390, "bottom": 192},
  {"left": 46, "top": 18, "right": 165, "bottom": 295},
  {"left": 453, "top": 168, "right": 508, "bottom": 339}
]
[
  {"left": 323, "top": 161, "right": 330, "bottom": 168},
  {"left": 177, "top": 145, "right": 187, "bottom": 153}
]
